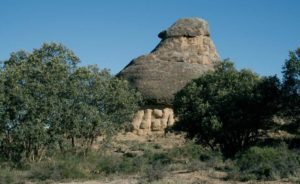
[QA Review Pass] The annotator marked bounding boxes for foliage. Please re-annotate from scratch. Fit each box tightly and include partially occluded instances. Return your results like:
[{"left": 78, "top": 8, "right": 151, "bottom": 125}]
[
  {"left": 94, "top": 141, "right": 220, "bottom": 182},
  {"left": 0, "top": 43, "right": 141, "bottom": 162},
  {"left": 281, "top": 48, "right": 300, "bottom": 134},
  {"left": 3, "top": 135, "right": 299, "bottom": 183},
  {"left": 1, "top": 42, "right": 300, "bottom": 183},
  {"left": 173, "top": 60, "right": 281, "bottom": 157},
  {"left": 143, "top": 161, "right": 167, "bottom": 183},
  {"left": 168, "top": 140, "right": 221, "bottom": 162},
  {"left": 282, "top": 48, "right": 300, "bottom": 96},
  {"left": 232, "top": 145, "right": 300, "bottom": 180}
]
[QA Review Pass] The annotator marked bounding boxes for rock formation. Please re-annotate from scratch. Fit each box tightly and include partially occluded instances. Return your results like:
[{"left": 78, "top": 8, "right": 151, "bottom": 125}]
[
  {"left": 118, "top": 18, "right": 220, "bottom": 135},
  {"left": 131, "top": 107, "right": 175, "bottom": 135}
]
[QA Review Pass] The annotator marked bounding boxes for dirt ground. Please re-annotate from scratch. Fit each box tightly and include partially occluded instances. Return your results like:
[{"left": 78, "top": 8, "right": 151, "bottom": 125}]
[{"left": 56, "top": 171, "right": 295, "bottom": 184}]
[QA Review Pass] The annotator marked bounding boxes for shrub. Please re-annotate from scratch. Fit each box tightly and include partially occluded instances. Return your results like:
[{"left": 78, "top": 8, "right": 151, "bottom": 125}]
[
  {"left": 0, "top": 167, "right": 17, "bottom": 184},
  {"left": 95, "top": 149, "right": 173, "bottom": 175},
  {"left": 144, "top": 151, "right": 172, "bottom": 165},
  {"left": 28, "top": 153, "right": 91, "bottom": 181},
  {"left": 168, "top": 141, "right": 221, "bottom": 162},
  {"left": 94, "top": 154, "right": 143, "bottom": 175},
  {"left": 143, "top": 161, "right": 167, "bottom": 183},
  {"left": 233, "top": 145, "right": 300, "bottom": 180}
]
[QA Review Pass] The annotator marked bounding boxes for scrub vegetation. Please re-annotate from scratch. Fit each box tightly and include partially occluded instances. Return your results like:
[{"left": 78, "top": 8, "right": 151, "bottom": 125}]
[{"left": 0, "top": 44, "right": 299, "bottom": 183}]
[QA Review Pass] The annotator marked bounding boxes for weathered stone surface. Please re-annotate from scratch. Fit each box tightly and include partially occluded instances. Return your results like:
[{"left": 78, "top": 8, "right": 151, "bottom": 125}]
[
  {"left": 118, "top": 17, "right": 220, "bottom": 105},
  {"left": 158, "top": 17, "right": 210, "bottom": 39},
  {"left": 118, "top": 18, "right": 220, "bottom": 135},
  {"left": 130, "top": 108, "right": 175, "bottom": 134},
  {"left": 167, "top": 112, "right": 175, "bottom": 126},
  {"left": 153, "top": 109, "right": 163, "bottom": 118},
  {"left": 161, "top": 108, "right": 172, "bottom": 129},
  {"left": 161, "top": 119, "right": 168, "bottom": 129},
  {"left": 151, "top": 119, "right": 161, "bottom": 131},
  {"left": 140, "top": 109, "right": 152, "bottom": 130},
  {"left": 132, "top": 110, "right": 144, "bottom": 130}
]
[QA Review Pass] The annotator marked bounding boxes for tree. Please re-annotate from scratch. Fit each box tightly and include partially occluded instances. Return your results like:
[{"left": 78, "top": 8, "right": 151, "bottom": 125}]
[
  {"left": 281, "top": 48, "right": 300, "bottom": 134},
  {"left": 173, "top": 61, "right": 280, "bottom": 157},
  {"left": 0, "top": 43, "right": 79, "bottom": 161},
  {"left": 0, "top": 43, "right": 141, "bottom": 162},
  {"left": 282, "top": 48, "right": 300, "bottom": 96},
  {"left": 60, "top": 66, "right": 141, "bottom": 150}
]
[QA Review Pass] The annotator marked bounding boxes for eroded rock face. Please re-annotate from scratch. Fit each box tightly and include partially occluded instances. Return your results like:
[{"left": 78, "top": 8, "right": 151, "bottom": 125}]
[
  {"left": 118, "top": 18, "right": 220, "bottom": 134},
  {"left": 118, "top": 17, "right": 220, "bottom": 105},
  {"left": 131, "top": 108, "right": 175, "bottom": 135},
  {"left": 158, "top": 17, "right": 210, "bottom": 38}
]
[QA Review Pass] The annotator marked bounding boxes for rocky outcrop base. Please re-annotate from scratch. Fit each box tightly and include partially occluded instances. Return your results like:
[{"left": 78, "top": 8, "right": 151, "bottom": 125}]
[{"left": 131, "top": 108, "right": 175, "bottom": 135}]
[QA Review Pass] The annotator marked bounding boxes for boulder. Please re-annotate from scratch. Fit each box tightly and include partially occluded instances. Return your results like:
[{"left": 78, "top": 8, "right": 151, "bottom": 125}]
[
  {"left": 118, "top": 18, "right": 220, "bottom": 134},
  {"left": 158, "top": 17, "right": 210, "bottom": 38},
  {"left": 153, "top": 109, "right": 163, "bottom": 118},
  {"left": 151, "top": 119, "right": 161, "bottom": 131},
  {"left": 139, "top": 109, "right": 152, "bottom": 130},
  {"left": 132, "top": 110, "right": 144, "bottom": 130},
  {"left": 118, "top": 17, "right": 220, "bottom": 105}
]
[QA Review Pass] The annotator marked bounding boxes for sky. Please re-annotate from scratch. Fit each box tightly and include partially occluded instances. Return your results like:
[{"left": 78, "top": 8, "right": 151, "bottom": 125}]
[{"left": 0, "top": 0, "right": 299, "bottom": 78}]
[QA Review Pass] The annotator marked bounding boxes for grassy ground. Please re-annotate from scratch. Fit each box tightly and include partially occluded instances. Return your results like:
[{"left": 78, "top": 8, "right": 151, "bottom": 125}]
[{"left": 0, "top": 133, "right": 299, "bottom": 184}]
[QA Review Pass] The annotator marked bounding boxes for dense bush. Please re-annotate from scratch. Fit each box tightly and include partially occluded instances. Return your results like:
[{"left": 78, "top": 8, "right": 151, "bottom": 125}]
[
  {"left": 174, "top": 61, "right": 281, "bottom": 157},
  {"left": 0, "top": 43, "right": 141, "bottom": 162},
  {"left": 232, "top": 145, "right": 300, "bottom": 180}
]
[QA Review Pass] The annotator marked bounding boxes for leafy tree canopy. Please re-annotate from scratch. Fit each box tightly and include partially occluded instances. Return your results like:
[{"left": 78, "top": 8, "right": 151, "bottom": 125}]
[
  {"left": 173, "top": 60, "right": 281, "bottom": 157},
  {"left": 0, "top": 43, "right": 141, "bottom": 162},
  {"left": 281, "top": 48, "right": 300, "bottom": 134}
]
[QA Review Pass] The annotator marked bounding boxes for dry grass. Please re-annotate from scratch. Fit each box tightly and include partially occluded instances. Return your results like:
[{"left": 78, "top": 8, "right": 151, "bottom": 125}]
[{"left": 2, "top": 133, "right": 300, "bottom": 184}]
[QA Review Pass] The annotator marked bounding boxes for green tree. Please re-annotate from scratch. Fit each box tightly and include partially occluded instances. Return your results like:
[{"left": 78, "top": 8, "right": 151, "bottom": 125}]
[
  {"left": 173, "top": 61, "right": 280, "bottom": 157},
  {"left": 60, "top": 66, "right": 141, "bottom": 150},
  {"left": 0, "top": 43, "right": 79, "bottom": 161},
  {"left": 281, "top": 48, "right": 300, "bottom": 134},
  {"left": 0, "top": 43, "right": 141, "bottom": 162}
]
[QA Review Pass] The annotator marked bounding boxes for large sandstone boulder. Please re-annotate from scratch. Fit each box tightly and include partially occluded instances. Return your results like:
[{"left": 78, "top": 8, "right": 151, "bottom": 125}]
[
  {"left": 158, "top": 17, "right": 210, "bottom": 38},
  {"left": 131, "top": 107, "right": 175, "bottom": 135},
  {"left": 118, "top": 18, "right": 220, "bottom": 134},
  {"left": 118, "top": 18, "right": 220, "bottom": 105}
]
